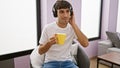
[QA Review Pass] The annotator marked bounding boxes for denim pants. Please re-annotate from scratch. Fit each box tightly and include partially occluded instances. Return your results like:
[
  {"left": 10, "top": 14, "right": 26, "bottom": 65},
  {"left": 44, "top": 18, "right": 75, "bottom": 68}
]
[{"left": 42, "top": 60, "right": 78, "bottom": 68}]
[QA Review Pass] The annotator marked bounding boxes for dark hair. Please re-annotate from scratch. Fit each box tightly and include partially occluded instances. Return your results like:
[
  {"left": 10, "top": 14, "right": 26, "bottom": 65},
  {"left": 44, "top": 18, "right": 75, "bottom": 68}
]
[{"left": 52, "top": 0, "right": 73, "bottom": 17}]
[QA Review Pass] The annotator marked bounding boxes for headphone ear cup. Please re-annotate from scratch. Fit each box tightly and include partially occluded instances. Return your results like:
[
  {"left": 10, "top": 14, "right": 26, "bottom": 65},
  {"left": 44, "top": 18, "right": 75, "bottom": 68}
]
[
  {"left": 52, "top": 7, "right": 57, "bottom": 17},
  {"left": 70, "top": 7, "right": 73, "bottom": 16},
  {"left": 70, "top": 10, "right": 73, "bottom": 16},
  {"left": 54, "top": 11, "right": 57, "bottom": 17}
]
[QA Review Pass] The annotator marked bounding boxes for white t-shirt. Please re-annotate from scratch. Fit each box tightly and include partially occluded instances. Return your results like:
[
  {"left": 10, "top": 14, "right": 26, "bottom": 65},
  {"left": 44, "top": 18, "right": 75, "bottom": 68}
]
[{"left": 39, "top": 22, "right": 77, "bottom": 63}]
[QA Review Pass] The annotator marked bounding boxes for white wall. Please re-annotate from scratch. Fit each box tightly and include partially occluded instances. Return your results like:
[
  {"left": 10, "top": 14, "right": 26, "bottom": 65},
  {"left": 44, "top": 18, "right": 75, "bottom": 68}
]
[
  {"left": 117, "top": 0, "right": 120, "bottom": 33},
  {"left": 41, "top": 0, "right": 47, "bottom": 29}
]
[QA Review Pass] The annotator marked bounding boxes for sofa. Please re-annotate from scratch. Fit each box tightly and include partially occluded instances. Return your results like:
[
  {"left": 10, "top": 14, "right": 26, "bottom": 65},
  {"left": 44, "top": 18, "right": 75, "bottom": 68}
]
[
  {"left": 98, "top": 31, "right": 120, "bottom": 55},
  {"left": 30, "top": 43, "right": 90, "bottom": 68},
  {"left": 98, "top": 31, "right": 120, "bottom": 68},
  {"left": 98, "top": 40, "right": 120, "bottom": 56}
]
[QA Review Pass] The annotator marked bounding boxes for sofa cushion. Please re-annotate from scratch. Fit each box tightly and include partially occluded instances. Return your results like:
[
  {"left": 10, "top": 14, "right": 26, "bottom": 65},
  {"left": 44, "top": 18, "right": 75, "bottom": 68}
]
[
  {"left": 106, "top": 31, "right": 120, "bottom": 48},
  {"left": 107, "top": 47, "right": 120, "bottom": 53}
]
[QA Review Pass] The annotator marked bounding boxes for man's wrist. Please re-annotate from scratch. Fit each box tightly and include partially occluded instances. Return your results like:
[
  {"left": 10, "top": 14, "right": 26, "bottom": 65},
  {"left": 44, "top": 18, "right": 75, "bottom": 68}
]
[{"left": 47, "top": 41, "right": 53, "bottom": 46}]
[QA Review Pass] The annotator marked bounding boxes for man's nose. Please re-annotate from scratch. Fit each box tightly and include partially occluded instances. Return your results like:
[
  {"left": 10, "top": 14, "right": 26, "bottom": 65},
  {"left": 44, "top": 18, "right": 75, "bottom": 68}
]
[{"left": 63, "top": 12, "right": 68, "bottom": 17}]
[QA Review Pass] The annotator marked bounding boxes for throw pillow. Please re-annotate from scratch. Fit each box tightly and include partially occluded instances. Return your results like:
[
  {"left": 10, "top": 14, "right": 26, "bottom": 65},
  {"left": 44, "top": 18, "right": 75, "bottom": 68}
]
[{"left": 106, "top": 31, "right": 120, "bottom": 48}]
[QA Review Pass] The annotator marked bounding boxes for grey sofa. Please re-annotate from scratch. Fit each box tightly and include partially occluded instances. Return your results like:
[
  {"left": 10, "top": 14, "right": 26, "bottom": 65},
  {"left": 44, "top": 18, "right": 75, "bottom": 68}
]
[
  {"left": 98, "top": 31, "right": 120, "bottom": 68},
  {"left": 30, "top": 43, "right": 90, "bottom": 68},
  {"left": 98, "top": 31, "right": 120, "bottom": 56},
  {"left": 98, "top": 40, "right": 120, "bottom": 56}
]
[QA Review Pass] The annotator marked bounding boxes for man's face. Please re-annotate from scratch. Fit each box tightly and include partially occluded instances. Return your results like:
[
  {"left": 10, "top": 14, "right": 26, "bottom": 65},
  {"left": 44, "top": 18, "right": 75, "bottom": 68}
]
[{"left": 57, "top": 8, "right": 71, "bottom": 24}]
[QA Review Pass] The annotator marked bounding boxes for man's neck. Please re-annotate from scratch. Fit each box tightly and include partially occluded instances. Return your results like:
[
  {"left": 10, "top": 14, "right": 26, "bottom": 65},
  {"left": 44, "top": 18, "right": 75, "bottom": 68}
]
[{"left": 56, "top": 21, "right": 67, "bottom": 28}]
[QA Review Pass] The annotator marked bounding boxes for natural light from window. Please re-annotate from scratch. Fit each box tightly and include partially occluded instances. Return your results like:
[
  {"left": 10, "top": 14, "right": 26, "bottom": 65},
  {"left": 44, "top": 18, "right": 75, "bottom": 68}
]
[{"left": 81, "top": 0, "right": 102, "bottom": 40}]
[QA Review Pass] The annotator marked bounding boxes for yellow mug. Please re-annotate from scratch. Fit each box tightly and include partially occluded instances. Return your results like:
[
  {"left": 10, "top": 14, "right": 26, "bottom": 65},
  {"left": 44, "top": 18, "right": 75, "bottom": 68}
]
[{"left": 56, "top": 33, "right": 66, "bottom": 45}]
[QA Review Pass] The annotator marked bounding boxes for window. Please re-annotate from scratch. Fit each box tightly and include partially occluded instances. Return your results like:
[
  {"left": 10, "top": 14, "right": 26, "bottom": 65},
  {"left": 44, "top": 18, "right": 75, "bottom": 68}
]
[
  {"left": 0, "top": 0, "right": 41, "bottom": 60},
  {"left": 81, "top": 0, "right": 102, "bottom": 40}
]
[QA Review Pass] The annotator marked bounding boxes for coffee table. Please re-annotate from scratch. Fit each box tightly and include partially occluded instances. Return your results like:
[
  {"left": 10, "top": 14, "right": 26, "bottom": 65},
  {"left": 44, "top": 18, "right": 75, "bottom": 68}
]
[{"left": 97, "top": 52, "right": 120, "bottom": 68}]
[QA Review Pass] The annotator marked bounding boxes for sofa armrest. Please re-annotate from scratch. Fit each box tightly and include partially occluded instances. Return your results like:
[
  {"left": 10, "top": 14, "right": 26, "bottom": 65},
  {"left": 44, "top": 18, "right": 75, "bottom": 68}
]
[
  {"left": 76, "top": 45, "right": 90, "bottom": 68},
  {"left": 71, "top": 43, "right": 90, "bottom": 68},
  {"left": 30, "top": 46, "right": 45, "bottom": 68},
  {"left": 98, "top": 40, "right": 113, "bottom": 56}
]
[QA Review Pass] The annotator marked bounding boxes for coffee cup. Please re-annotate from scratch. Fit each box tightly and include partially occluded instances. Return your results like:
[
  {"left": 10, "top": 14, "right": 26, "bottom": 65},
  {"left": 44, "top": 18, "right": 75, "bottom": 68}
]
[{"left": 56, "top": 33, "right": 66, "bottom": 45}]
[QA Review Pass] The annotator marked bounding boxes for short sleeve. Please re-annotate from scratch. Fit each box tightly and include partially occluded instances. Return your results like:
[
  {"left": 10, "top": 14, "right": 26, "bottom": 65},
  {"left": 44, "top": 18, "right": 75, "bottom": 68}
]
[{"left": 39, "top": 26, "right": 48, "bottom": 45}]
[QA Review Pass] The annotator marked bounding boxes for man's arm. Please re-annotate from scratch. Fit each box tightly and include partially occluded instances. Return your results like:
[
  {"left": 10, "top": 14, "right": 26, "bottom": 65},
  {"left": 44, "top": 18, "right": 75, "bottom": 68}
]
[
  {"left": 69, "top": 13, "right": 89, "bottom": 47},
  {"left": 38, "top": 36, "right": 57, "bottom": 55}
]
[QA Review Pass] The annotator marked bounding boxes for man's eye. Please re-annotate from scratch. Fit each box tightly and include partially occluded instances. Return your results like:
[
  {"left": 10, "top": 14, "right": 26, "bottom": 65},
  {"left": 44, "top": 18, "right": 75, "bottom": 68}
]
[
  {"left": 59, "top": 11, "right": 64, "bottom": 13},
  {"left": 66, "top": 10, "right": 70, "bottom": 13}
]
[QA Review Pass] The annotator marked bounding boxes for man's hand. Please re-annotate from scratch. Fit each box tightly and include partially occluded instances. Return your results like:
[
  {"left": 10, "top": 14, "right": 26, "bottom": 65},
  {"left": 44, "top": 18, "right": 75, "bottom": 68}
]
[
  {"left": 69, "top": 13, "right": 76, "bottom": 25},
  {"left": 48, "top": 35, "right": 57, "bottom": 45},
  {"left": 38, "top": 34, "right": 57, "bottom": 55}
]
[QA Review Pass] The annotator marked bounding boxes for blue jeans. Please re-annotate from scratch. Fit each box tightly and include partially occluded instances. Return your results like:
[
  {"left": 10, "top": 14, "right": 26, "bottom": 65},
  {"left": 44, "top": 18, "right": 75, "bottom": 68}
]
[{"left": 42, "top": 60, "right": 78, "bottom": 68}]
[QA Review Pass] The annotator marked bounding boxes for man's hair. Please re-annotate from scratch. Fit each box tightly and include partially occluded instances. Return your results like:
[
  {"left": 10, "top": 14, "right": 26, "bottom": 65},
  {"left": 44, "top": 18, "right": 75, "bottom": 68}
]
[{"left": 52, "top": 0, "right": 73, "bottom": 17}]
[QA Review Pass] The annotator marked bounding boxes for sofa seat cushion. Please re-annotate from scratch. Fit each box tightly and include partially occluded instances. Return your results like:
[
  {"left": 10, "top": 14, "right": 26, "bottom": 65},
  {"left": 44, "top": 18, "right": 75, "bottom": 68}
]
[{"left": 107, "top": 47, "right": 120, "bottom": 53}]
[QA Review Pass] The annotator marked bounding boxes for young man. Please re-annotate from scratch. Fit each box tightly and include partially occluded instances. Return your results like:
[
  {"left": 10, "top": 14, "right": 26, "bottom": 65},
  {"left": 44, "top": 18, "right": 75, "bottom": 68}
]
[{"left": 38, "top": 0, "right": 89, "bottom": 68}]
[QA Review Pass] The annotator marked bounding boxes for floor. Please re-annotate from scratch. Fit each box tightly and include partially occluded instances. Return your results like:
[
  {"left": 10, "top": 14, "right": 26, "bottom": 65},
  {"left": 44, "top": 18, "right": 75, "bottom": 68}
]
[{"left": 90, "top": 57, "right": 110, "bottom": 68}]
